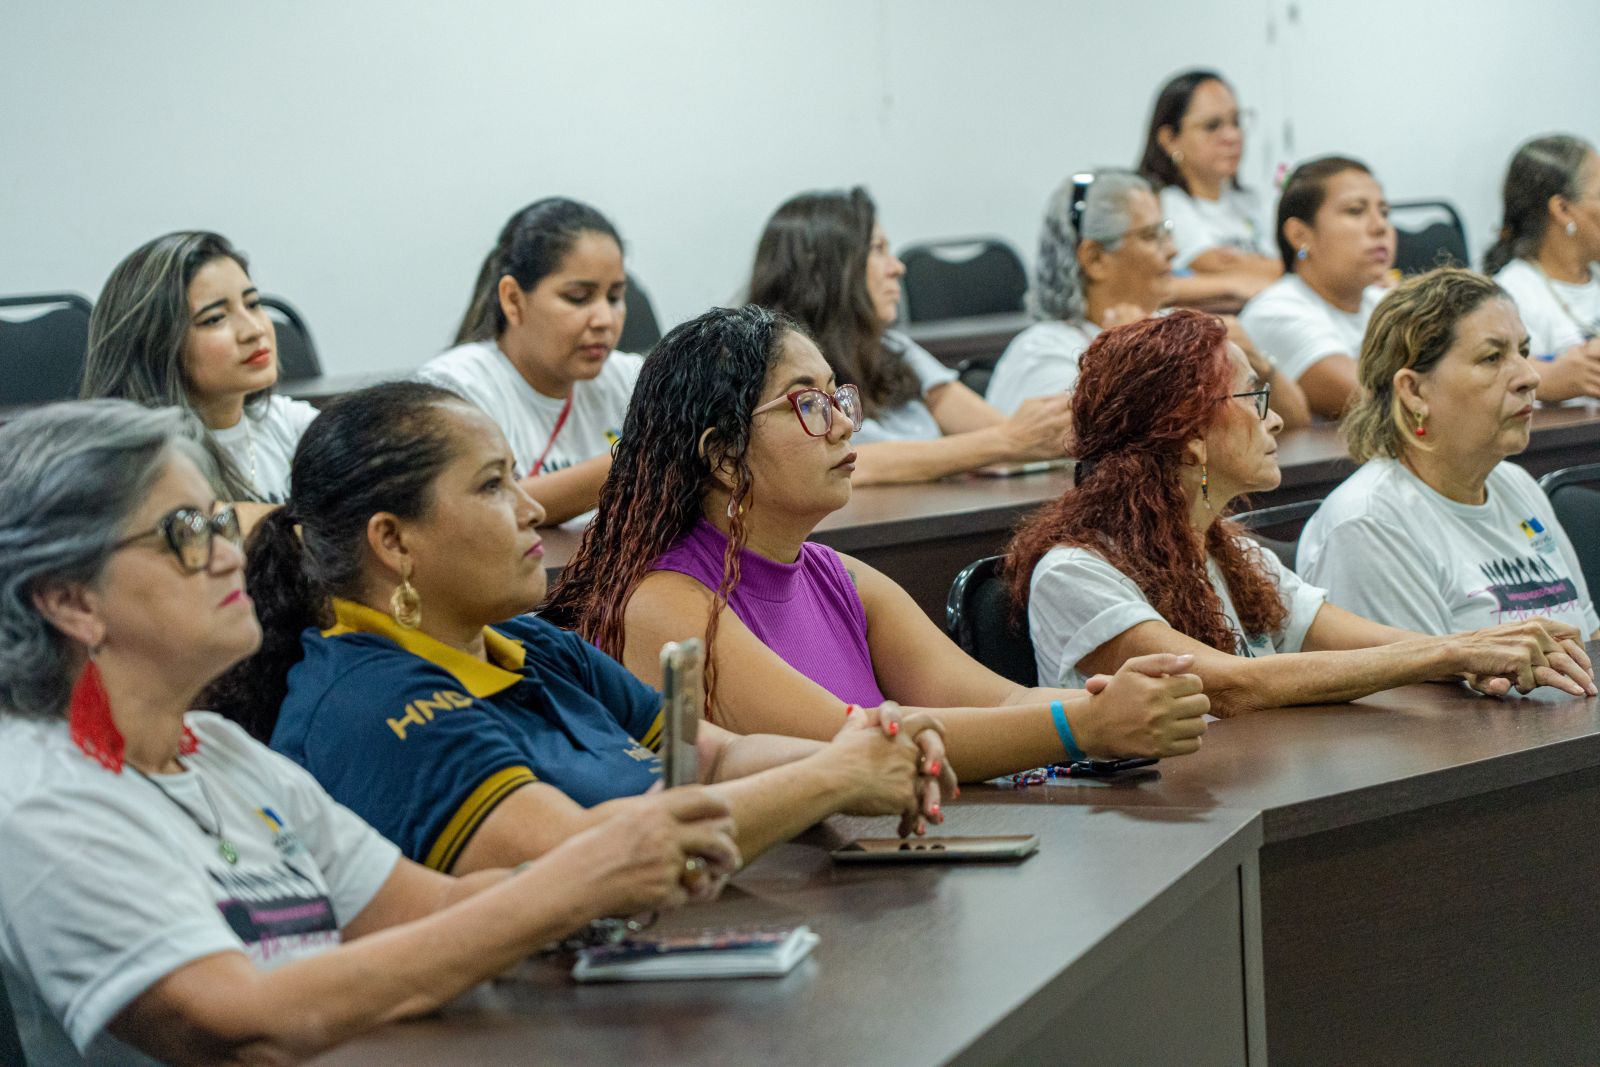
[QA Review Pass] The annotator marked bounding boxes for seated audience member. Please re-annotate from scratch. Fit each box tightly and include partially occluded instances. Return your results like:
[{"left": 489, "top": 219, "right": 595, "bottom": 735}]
[
  {"left": 418, "top": 198, "right": 640, "bottom": 524},
  {"left": 1301, "top": 268, "right": 1600, "bottom": 640},
  {"left": 81, "top": 231, "right": 316, "bottom": 517},
  {"left": 1004, "top": 310, "right": 1593, "bottom": 717},
  {"left": 1136, "top": 69, "right": 1282, "bottom": 306},
  {"left": 1484, "top": 135, "right": 1600, "bottom": 402},
  {"left": 0, "top": 400, "right": 740, "bottom": 1066},
  {"left": 987, "top": 170, "right": 1308, "bottom": 428},
  {"left": 208, "top": 381, "right": 950, "bottom": 874},
  {"left": 543, "top": 305, "right": 1212, "bottom": 778},
  {"left": 1239, "top": 156, "right": 1397, "bottom": 419},
  {"left": 747, "top": 187, "right": 1074, "bottom": 483}
]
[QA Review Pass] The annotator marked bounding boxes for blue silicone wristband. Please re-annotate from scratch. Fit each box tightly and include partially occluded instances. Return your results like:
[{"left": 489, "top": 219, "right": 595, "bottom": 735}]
[{"left": 1050, "top": 700, "right": 1087, "bottom": 762}]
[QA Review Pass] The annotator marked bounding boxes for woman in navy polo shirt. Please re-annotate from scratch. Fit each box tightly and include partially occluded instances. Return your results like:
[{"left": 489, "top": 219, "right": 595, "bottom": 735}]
[{"left": 209, "top": 381, "right": 953, "bottom": 874}]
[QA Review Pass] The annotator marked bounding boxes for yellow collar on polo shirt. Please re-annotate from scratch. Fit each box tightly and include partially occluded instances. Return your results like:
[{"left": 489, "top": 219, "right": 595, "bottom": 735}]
[{"left": 322, "top": 598, "right": 527, "bottom": 698}]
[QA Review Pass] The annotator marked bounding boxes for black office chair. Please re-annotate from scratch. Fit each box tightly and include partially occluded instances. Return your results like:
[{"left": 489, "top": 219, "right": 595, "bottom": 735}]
[
  {"left": 0, "top": 969, "right": 24, "bottom": 1067},
  {"left": 899, "top": 238, "right": 1027, "bottom": 323},
  {"left": 955, "top": 354, "right": 998, "bottom": 396},
  {"left": 1231, "top": 498, "right": 1323, "bottom": 572},
  {"left": 0, "top": 292, "right": 93, "bottom": 405},
  {"left": 619, "top": 273, "right": 662, "bottom": 355},
  {"left": 1389, "top": 200, "right": 1470, "bottom": 276},
  {"left": 260, "top": 295, "right": 321, "bottom": 383},
  {"left": 1539, "top": 464, "right": 1600, "bottom": 595},
  {"left": 946, "top": 555, "right": 1037, "bottom": 686}
]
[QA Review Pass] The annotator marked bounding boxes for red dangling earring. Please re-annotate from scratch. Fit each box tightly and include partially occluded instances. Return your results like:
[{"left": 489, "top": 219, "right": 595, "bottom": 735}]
[
  {"left": 69, "top": 659, "right": 125, "bottom": 773},
  {"left": 1413, "top": 409, "right": 1427, "bottom": 437}
]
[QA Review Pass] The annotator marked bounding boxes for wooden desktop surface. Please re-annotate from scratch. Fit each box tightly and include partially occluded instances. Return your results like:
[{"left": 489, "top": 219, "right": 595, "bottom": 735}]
[
  {"left": 308, "top": 805, "right": 1263, "bottom": 1067},
  {"left": 964, "top": 668, "right": 1600, "bottom": 1065},
  {"left": 538, "top": 405, "right": 1600, "bottom": 619}
]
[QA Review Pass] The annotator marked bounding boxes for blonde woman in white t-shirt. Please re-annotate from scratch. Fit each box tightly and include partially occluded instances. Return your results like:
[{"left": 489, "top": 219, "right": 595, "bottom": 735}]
[
  {"left": 420, "top": 198, "right": 640, "bottom": 525},
  {"left": 81, "top": 231, "right": 320, "bottom": 519},
  {"left": 1484, "top": 135, "right": 1600, "bottom": 401},
  {"left": 1240, "top": 156, "right": 1397, "bottom": 419},
  {"left": 1304, "top": 267, "right": 1600, "bottom": 641},
  {"left": 1136, "top": 69, "right": 1282, "bottom": 308}
]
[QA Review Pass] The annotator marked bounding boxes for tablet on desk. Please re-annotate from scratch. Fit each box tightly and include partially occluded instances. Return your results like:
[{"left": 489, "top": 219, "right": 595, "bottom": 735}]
[{"left": 971, "top": 458, "right": 1073, "bottom": 478}]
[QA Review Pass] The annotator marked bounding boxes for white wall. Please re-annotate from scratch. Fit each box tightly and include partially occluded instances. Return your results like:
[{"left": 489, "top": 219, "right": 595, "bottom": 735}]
[{"left": 2, "top": 0, "right": 1595, "bottom": 376}]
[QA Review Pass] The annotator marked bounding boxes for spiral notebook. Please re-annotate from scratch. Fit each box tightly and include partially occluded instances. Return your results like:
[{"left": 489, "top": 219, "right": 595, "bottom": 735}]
[{"left": 572, "top": 924, "right": 818, "bottom": 982}]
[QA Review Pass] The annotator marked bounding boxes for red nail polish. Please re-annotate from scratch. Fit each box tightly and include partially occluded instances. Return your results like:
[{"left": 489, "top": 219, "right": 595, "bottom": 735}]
[
  {"left": 928, "top": 760, "right": 940, "bottom": 775},
  {"left": 953, "top": 786, "right": 961, "bottom": 798},
  {"left": 930, "top": 804, "right": 941, "bottom": 817},
  {"left": 887, "top": 722, "right": 899, "bottom": 736}
]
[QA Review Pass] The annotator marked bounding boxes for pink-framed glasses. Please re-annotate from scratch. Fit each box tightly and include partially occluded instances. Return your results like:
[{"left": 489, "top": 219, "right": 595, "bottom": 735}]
[{"left": 752, "top": 384, "right": 864, "bottom": 437}]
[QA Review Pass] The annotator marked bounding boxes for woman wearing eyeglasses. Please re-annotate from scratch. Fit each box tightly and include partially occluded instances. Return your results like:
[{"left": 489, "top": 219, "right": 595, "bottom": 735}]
[
  {"left": 1301, "top": 269, "right": 1600, "bottom": 642},
  {"left": 1137, "top": 69, "right": 1282, "bottom": 308},
  {"left": 1484, "top": 135, "right": 1600, "bottom": 402},
  {"left": 0, "top": 400, "right": 743, "bottom": 1067},
  {"left": 544, "top": 305, "right": 1214, "bottom": 779},
  {"left": 1239, "top": 156, "right": 1398, "bottom": 419},
  {"left": 1005, "top": 310, "right": 1593, "bottom": 719},
  {"left": 210, "top": 380, "right": 950, "bottom": 877},
  {"left": 986, "top": 169, "right": 1309, "bottom": 429},
  {"left": 747, "top": 187, "right": 1074, "bottom": 484}
]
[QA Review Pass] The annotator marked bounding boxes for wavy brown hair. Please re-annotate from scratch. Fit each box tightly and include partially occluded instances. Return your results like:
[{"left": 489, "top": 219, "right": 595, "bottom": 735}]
[
  {"left": 542, "top": 305, "right": 799, "bottom": 711},
  {"left": 1004, "top": 310, "right": 1286, "bottom": 653}
]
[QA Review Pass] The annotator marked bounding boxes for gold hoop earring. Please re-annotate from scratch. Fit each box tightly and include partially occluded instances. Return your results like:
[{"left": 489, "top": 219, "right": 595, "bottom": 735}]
[
  {"left": 390, "top": 560, "right": 422, "bottom": 630},
  {"left": 1201, "top": 464, "right": 1211, "bottom": 509}
]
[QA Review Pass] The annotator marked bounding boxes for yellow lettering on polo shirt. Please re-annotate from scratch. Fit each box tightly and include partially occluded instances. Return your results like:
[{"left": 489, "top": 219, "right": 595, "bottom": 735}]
[{"left": 386, "top": 689, "right": 473, "bottom": 740}]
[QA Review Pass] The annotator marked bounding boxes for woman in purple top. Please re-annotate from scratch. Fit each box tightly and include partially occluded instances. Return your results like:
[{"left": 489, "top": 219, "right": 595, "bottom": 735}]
[{"left": 544, "top": 306, "right": 1212, "bottom": 782}]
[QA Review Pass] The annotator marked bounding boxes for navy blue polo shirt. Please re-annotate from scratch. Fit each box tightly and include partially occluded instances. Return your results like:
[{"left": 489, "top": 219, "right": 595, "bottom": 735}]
[{"left": 271, "top": 599, "right": 663, "bottom": 871}]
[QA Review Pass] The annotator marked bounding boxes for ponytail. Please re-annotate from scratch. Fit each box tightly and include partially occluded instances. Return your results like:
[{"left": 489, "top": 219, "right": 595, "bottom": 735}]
[
  {"left": 1483, "top": 134, "right": 1593, "bottom": 277},
  {"left": 205, "top": 506, "right": 327, "bottom": 741}
]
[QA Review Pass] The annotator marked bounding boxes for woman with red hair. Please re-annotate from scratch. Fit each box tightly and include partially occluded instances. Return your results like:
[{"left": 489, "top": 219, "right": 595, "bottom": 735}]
[{"left": 1005, "top": 310, "right": 1595, "bottom": 716}]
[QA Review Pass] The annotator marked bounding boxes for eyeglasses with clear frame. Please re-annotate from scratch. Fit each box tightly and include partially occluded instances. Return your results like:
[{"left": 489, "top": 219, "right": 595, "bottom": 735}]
[
  {"left": 1104, "top": 218, "right": 1176, "bottom": 248},
  {"left": 111, "top": 503, "right": 243, "bottom": 573},
  {"left": 1230, "top": 386, "right": 1272, "bottom": 420},
  {"left": 752, "top": 384, "right": 865, "bottom": 437}
]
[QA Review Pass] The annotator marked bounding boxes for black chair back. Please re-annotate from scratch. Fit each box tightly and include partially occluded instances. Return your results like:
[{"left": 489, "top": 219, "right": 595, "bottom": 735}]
[
  {"left": 0, "top": 293, "right": 93, "bottom": 405},
  {"left": 619, "top": 274, "right": 662, "bottom": 355},
  {"left": 945, "top": 555, "right": 1037, "bottom": 686},
  {"left": 1539, "top": 464, "right": 1600, "bottom": 596},
  {"left": 1232, "top": 498, "right": 1323, "bottom": 573},
  {"left": 1389, "top": 200, "right": 1469, "bottom": 276},
  {"left": 260, "top": 296, "right": 321, "bottom": 383},
  {"left": 0, "top": 968, "right": 24, "bottom": 1067},
  {"left": 900, "top": 238, "right": 1027, "bottom": 323},
  {"left": 955, "top": 355, "right": 998, "bottom": 397}
]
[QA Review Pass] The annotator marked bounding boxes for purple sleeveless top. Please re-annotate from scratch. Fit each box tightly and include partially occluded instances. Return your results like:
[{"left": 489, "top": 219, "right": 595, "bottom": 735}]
[{"left": 652, "top": 519, "right": 887, "bottom": 708}]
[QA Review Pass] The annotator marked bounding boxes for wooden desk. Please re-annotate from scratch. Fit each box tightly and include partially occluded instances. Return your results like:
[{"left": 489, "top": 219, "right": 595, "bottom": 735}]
[
  {"left": 310, "top": 805, "right": 1263, "bottom": 1067},
  {"left": 966, "top": 676, "right": 1600, "bottom": 1066},
  {"left": 542, "top": 407, "right": 1600, "bottom": 620}
]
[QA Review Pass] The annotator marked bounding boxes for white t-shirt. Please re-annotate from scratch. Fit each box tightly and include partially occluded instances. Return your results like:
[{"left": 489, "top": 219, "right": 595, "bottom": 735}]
[
  {"left": 417, "top": 340, "right": 644, "bottom": 479},
  {"left": 1238, "top": 274, "right": 1389, "bottom": 385},
  {"left": 1299, "top": 458, "right": 1600, "bottom": 637},
  {"left": 0, "top": 712, "right": 400, "bottom": 1066},
  {"left": 1028, "top": 538, "right": 1328, "bottom": 689},
  {"left": 1160, "top": 185, "right": 1274, "bottom": 270},
  {"left": 985, "top": 320, "right": 1099, "bottom": 415},
  {"left": 210, "top": 395, "right": 320, "bottom": 504},
  {"left": 851, "top": 332, "right": 960, "bottom": 444},
  {"left": 1494, "top": 258, "right": 1600, "bottom": 359}
]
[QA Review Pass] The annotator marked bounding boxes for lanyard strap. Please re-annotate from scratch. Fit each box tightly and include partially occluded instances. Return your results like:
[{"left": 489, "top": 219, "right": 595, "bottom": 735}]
[{"left": 528, "top": 393, "right": 575, "bottom": 477}]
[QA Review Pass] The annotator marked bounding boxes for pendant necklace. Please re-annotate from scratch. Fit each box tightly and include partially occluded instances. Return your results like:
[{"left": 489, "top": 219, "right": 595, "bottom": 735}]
[{"left": 131, "top": 763, "right": 240, "bottom": 864}]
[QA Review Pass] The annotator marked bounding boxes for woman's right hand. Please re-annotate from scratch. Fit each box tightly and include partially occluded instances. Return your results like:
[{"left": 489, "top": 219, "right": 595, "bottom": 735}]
[
  {"left": 557, "top": 787, "right": 741, "bottom": 915},
  {"left": 1454, "top": 619, "right": 1596, "bottom": 697},
  {"left": 827, "top": 704, "right": 954, "bottom": 836},
  {"left": 1076, "top": 653, "right": 1210, "bottom": 757},
  {"left": 999, "top": 394, "right": 1074, "bottom": 460}
]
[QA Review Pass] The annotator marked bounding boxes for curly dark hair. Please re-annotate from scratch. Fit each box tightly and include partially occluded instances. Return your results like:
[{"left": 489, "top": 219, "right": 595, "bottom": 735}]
[
  {"left": 1004, "top": 310, "right": 1286, "bottom": 653},
  {"left": 542, "top": 304, "right": 801, "bottom": 710}
]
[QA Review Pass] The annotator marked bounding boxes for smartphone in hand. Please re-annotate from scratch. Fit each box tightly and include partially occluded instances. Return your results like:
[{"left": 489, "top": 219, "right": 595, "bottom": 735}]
[{"left": 659, "top": 639, "right": 704, "bottom": 788}]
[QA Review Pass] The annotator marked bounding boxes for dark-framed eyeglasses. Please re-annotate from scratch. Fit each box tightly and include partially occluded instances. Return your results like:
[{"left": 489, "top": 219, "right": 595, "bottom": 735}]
[
  {"left": 752, "top": 384, "right": 865, "bottom": 437},
  {"left": 1181, "top": 108, "right": 1256, "bottom": 137},
  {"left": 1066, "top": 172, "right": 1097, "bottom": 248},
  {"left": 1230, "top": 386, "right": 1272, "bottom": 420},
  {"left": 112, "top": 504, "right": 243, "bottom": 573}
]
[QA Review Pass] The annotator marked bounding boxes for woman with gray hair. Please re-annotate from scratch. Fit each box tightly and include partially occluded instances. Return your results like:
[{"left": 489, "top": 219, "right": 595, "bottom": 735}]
[
  {"left": 987, "top": 170, "right": 1308, "bottom": 428},
  {"left": 1485, "top": 135, "right": 1600, "bottom": 402},
  {"left": 0, "top": 400, "right": 738, "bottom": 1066}
]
